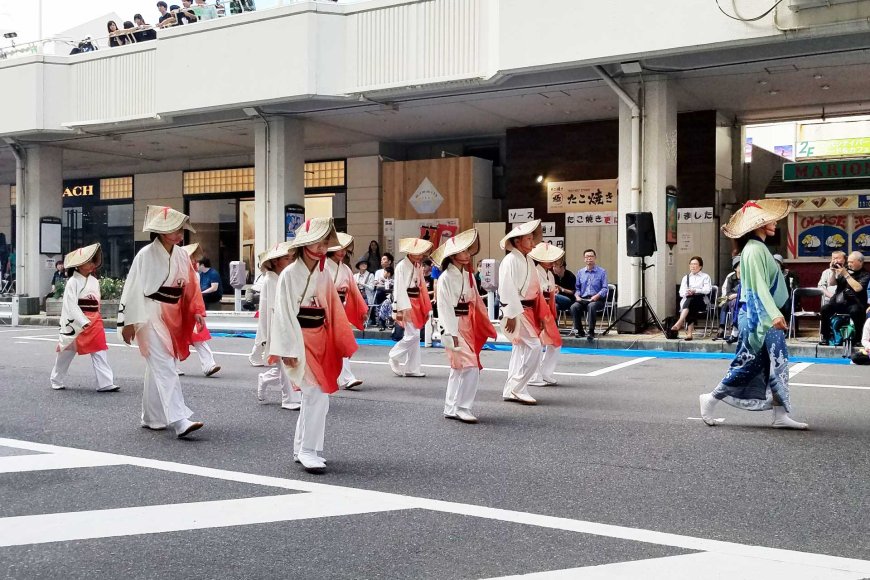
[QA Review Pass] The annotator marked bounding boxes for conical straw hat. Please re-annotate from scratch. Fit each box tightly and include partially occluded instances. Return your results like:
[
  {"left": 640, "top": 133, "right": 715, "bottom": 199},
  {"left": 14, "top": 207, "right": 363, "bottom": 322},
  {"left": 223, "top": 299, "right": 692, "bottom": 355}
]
[
  {"left": 143, "top": 205, "right": 196, "bottom": 234},
  {"left": 258, "top": 241, "right": 294, "bottom": 268},
  {"left": 328, "top": 232, "right": 354, "bottom": 254},
  {"left": 181, "top": 242, "right": 203, "bottom": 261},
  {"left": 289, "top": 217, "right": 339, "bottom": 249},
  {"left": 721, "top": 199, "right": 790, "bottom": 239},
  {"left": 430, "top": 229, "right": 479, "bottom": 269},
  {"left": 64, "top": 243, "right": 102, "bottom": 270},
  {"left": 399, "top": 237, "right": 433, "bottom": 255},
  {"left": 529, "top": 241, "right": 565, "bottom": 263},
  {"left": 499, "top": 219, "right": 542, "bottom": 250}
]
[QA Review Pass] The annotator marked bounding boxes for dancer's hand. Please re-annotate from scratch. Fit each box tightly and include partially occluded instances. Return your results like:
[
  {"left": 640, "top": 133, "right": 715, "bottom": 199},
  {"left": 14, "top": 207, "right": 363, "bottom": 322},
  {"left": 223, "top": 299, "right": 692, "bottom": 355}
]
[
  {"left": 772, "top": 317, "right": 788, "bottom": 331},
  {"left": 194, "top": 313, "right": 206, "bottom": 333},
  {"left": 395, "top": 310, "right": 404, "bottom": 323},
  {"left": 282, "top": 357, "right": 299, "bottom": 368},
  {"left": 504, "top": 317, "right": 517, "bottom": 333},
  {"left": 121, "top": 324, "right": 135, "bottom": 345}
]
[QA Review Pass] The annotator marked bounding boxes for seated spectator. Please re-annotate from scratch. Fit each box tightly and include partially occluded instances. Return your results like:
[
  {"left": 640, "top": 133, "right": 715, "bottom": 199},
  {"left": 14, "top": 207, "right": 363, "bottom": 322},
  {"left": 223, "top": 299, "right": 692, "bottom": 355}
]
[
  {"left": 715, "top": 255, "right": 740, "bottom": 340},
  {"left": 354, "top": 258, "right": 375, "bottom": 304},
  {"left": 133, "top": 14, "right": 157, "bottom": 41},
  {"left": 820, "top": 251, "right": 869, "bottom": 345},
  {"left": 671, "top": 256, "right": 712, "bottom": 341},
  {"left": 47, "top": 260, "right": 66, "bottom": 300},
  {"left": 377, "top": 266, "right": 395, "bottom": 330},
  {"left": 774, "top": 253, "right": 799, "bottom": 321},
  {"left": 818, "top": 250, "right": 847, "bottom": 307},
  {"left": 552, "top": 255, "right": 576, "bottom": 314},
  {"left": 107, "top": 21, "right": 125, "bottom": 47},
  {"left": 198, "top": 257, "right": 224, "bottom": 310},
  {"left": 570, "top": 249, "right": 608, "bottom": 341},
  {"left": 178, "top": 0, "right": 198, "bottom": 24}
]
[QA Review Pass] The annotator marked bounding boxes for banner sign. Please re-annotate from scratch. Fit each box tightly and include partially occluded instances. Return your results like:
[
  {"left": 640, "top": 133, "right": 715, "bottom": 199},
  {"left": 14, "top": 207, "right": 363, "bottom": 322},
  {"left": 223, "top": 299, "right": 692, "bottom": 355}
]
[
  {"left": 796, "top": 214, "right": 848, "bottom": 258},
  {"left": 853, "top": 214, "right": 870, "bottom": 257},
  {"left": 789, "top": 195, "right": 859, "bottom": 212},
  {"left": 783, "top": 158, "right": 870, "bottom": 181},
  {"left": 547, "top": 179, "right": 617, "bottom": 213},
  {"left": 566, "top": 211, "right": 618, "bottom": 227},
  {"left": 542, "top": 236, "right": 564, "bottom": 249},
  {"left": 796, "top": 138, "right": 870, "bottom": 159},
  {"left": 676, "top": 207, "right": 714, "bottom": 224},
  {"left": 508, "top": 208, "right": 534, "bottom": 223}
]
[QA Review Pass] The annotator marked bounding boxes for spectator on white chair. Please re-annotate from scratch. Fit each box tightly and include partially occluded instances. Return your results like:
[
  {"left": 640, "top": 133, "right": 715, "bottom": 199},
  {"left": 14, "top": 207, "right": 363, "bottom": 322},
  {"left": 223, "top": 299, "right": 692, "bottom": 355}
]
[{"left": 671, "top": 256, "right": 712, "bottom": 341}]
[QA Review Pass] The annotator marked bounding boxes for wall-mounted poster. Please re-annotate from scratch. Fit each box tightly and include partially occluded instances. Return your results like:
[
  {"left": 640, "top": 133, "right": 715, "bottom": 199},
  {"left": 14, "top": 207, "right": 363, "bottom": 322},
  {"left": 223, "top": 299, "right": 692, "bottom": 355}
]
[
  {"left": 796, "top": 214, "right": 848, "bottom": 258},
  {"left": 853, "top": 214, "right": 870, "bottom": 257},
  {"left": 547, "top": 179, "right": 617, "bottom": 214},
  {"left": 666, "top": 192, "right": 677, "bottom": 245}
]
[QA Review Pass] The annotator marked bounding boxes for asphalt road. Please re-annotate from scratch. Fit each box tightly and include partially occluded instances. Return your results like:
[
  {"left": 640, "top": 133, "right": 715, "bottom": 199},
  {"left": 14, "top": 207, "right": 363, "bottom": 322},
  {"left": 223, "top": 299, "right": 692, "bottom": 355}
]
[{"left": 0, "top": 326, "right": 868, "bottom": 579}]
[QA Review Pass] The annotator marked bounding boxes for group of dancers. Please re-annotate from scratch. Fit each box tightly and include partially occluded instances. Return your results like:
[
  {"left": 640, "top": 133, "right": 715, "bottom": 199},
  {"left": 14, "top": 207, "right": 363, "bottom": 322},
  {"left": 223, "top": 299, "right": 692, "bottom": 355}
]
[{"left": 49, "top": 199, "right": 809, "bottom": 475}]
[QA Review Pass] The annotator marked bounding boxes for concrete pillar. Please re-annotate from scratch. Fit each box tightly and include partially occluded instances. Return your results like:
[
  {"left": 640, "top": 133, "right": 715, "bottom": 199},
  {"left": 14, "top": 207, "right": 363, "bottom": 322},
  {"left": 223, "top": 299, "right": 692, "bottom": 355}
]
[
  {"left": 641, "top": 77, "right": 678, "bottom": 318},
  {"left": 345, "top": 156, "right": 382, "bottom": 249},
  {"left": 19, "top": 146, "right": 63, "bottom": 299},
  {"left": 617, "top": 100, "right": 638, "bottom": 307},
  {"left": 254, "top": 117, "right": 304, "bottom": 256}
]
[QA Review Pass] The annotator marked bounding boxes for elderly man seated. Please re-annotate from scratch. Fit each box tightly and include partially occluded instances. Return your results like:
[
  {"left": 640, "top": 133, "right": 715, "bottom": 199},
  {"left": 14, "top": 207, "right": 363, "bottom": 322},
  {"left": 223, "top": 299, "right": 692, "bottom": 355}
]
[{"left": 820, "top": 251, "right": 869, "bottom": 346}]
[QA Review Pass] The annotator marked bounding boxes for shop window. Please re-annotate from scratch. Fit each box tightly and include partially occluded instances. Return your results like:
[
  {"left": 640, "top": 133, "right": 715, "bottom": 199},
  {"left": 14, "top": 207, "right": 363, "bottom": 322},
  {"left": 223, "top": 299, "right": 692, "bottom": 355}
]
[
  {"left": 184, "top": 168, "right": 255, "bottom": 195},
  {"left": 100, "top": 177, "right": 133, "bottom": 200},
  {"left": 304, "top": 161, "right": 345, "bottom": 189},
  {"left": 187, "top": 197, "right": 240, "bottom": 291}
]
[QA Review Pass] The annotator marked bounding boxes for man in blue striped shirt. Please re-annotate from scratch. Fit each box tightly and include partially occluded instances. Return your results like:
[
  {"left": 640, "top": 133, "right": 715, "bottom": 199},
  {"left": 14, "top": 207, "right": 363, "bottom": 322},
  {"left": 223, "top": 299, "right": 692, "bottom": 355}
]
[{"left": 571, "top": 249, "right": 608, "bottom": 341}]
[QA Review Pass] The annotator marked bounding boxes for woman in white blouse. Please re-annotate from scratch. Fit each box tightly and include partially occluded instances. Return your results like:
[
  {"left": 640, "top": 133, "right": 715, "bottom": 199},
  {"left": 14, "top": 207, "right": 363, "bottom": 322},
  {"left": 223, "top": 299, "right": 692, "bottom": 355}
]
[{"left": 671, "top": 256, "right": 712, "bottom": 340}]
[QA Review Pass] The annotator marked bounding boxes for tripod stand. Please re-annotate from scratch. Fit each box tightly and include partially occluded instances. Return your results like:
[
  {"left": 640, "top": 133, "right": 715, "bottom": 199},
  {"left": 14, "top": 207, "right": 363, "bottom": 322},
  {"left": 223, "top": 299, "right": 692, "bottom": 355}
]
[{"left": 604, "top": 256, "right": 666, "bottom": 336}]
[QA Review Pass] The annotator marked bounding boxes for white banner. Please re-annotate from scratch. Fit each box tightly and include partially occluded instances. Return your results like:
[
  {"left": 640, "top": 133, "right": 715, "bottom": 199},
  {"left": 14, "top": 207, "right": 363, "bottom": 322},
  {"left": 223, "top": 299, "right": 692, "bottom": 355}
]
[
  {"left": 508, "top": 207, "right": 535, "bottom": 223},
  {"left": 566, "top": 211, "right": 618, "bottom": 227},
  {"left": 677, "top": 207, "right": 714, "bottom": 224}
]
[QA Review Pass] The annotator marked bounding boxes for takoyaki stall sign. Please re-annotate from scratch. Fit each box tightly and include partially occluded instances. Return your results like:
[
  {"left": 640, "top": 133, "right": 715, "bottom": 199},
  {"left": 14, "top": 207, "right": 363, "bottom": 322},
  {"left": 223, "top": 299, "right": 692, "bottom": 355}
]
[{"left": 783, "top": 158, "right": 870, "bottom": 182}]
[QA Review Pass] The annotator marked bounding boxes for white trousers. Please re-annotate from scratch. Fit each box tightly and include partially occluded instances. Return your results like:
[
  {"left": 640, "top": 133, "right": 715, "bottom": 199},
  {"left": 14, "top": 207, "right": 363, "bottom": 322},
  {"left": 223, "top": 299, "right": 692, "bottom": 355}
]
[
  {"left": 259, "top": 364, "right": 301, "bottom": 405},
  {"left": 338, "top": 358, "right": 357, "bottom": 386},
  {"left": 531, "top": 345, "right": 561, "bottom": 383},
  {"left": 293, "top": 378, "right": 329, "bottom": 456},
  {"left": 503, "top": 335, "right": 542, "bottom": 398},
  {"left": 389, "top": 320, "right": 422, "bottom": 374},
  {"left": 193, "top": 341, "right": 216, "bottom": 374},
  {"left": 141, "top": 324, "right": 193, "bottom": 429},
  {"left": 50, "top": 344, "right": 114, "bottom": 390},
  {"left": 249, "top": 341, "right": 265, "bottom": 366},
  {"left": 445, "top": 367, "right": 480, "bottom": 415}
]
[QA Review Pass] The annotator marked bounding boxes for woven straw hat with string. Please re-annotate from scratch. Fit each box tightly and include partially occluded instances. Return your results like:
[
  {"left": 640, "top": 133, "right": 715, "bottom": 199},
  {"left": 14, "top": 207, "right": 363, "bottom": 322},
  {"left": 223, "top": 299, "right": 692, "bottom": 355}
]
[
  {"left": 430, "top": 229, "right": 479, "bottom": 269},
  {"left": 64, "top": 243, "right": 102, "bottom": 270},
  {"left": 499, "top": 219, "right": 543, "bottom": 250},
  {"left": 181, "top": 242, "right": 204, "bottom": 262},
  {"left": 528, "top": 241, "right": 565, "bottom": 264},
  {"left": 398, "top": 237, "right": 433, "bottom": 256},
  {"left": 258, "top": 241, "right": 294, "bottom": 270},
  {"left": 142, "top": 205, "right": 196, "bottom": 234},
  {"left": 328, "top": 232, "right": 354, "bottom": 254},
  {"left": 721, "top": 199, "right": 790, "bottom": 239},
  {"left": 289, "top": 217, "right": 339, "bottom": 249}
]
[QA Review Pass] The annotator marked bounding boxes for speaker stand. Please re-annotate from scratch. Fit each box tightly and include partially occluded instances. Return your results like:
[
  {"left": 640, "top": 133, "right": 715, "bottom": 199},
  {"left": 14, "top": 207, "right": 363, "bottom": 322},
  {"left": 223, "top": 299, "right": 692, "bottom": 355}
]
[{"left": 604, "top": 256, "right": 666, "bottom": 336}]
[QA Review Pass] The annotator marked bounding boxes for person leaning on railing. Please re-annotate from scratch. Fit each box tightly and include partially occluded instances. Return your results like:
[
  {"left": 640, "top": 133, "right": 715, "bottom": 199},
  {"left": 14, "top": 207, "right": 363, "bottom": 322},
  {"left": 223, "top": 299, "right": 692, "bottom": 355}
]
[{"left": 133, "top": 14, "right": 157, "bottom": 42}]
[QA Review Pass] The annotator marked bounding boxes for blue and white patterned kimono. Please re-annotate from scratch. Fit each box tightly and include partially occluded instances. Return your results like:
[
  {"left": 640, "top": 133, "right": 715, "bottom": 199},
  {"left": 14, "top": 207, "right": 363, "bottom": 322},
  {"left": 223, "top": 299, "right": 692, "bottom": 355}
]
[{"left": 711, "top": 237, "right": 793, "bottom": 412}]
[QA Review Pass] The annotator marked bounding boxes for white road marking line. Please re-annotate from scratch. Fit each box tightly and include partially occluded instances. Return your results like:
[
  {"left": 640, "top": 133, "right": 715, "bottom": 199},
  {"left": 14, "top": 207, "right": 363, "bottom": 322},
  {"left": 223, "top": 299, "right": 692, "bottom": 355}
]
[
  {"left": 0, "top": 493, "right": 405, "bottom": 547},
  {"left": 0, "top": 453, "right": 128, "bottom": 474},
  {"left": 581, "top": 357, "right": 654, "bottom": 377},
  {"left": 1, "top": 437, "right": 869, "bottom": 575},
  {"left": 791, "top": 382, "right": 870, "bottom": 391},
  {"left": 484, "top": 552, "right": 866, "bottom": 579},
  {"left": 0, "top": 328, "right": 51, "bottom": 334},
  {"left": 789, "top": 362, "right": 813, "bottom": 378}
]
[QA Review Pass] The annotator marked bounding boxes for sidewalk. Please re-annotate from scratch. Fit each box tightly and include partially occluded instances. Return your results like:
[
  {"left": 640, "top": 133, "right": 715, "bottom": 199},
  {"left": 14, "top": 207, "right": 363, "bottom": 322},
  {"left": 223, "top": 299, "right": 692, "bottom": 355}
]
[{"left": 17, "top": 313, "right": 850, "bottom": 360}]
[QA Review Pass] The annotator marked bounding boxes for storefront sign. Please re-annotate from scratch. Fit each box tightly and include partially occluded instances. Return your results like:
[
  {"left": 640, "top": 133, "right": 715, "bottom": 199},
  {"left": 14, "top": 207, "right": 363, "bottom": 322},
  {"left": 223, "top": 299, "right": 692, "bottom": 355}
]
[
  {"left": 541, "top": 222, "right": 556, "bottom": 236},
  {"left": 542, "top": 236, "right": 564, "bottom": 249},
  {"left": 566, "top": 211, "right": 618, "bottom": 227},
  {"left": 508, "top": 208, "right": 534, "bottom": 223},
  {"left": 788, "top": 195, "right": 859, "bottom": 212},
  {"left": 408, "top": 177, "right": 444, "bottom": 214},
  {"left": 547, "top": 179, "right": 617, "bottom": 213},
  {"left": 796, "top": 214, "right": 848, "bottom": 258},
  {"left": 796, "top": 138, "right": 870, "bottom": 159},
  {"left": 853, "top": 214, "right": 870, "bottom": 257},
  {"left": 62, "top": 179, "right": 100, "bottom": 199},
  {"left": 676, "top": 207, "right": 714, "bottom": 224},
  {"left": 783, "top": 158, "right": 870, "bottom": 182}
]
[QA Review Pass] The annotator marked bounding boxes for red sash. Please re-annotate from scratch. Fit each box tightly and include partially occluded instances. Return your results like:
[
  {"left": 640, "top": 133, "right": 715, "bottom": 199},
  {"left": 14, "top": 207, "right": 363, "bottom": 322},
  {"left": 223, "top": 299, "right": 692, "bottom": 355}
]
[
  {"left": 342, "top": 283, "right": 368, "bottom": 331},
  {"left": 409, "top": 267, "right": 433, "bottom": 329},
  {"left": 164, "top": 263, "right": 206, "bottom": 361},
  {"left": 191, "top": 319, "right": 211, "bottom": 343},
  {"left": 467, "top": 272, "right": 497, "bottom": 368},
  {"left": 76, "top": 311, "right": 108, "bottom": 355},
  {"left": 540, "top": 287, "right": 563, "bottom": 348},
  {"left": 306, "top": 264, "right": 359, "bottom": 394}
]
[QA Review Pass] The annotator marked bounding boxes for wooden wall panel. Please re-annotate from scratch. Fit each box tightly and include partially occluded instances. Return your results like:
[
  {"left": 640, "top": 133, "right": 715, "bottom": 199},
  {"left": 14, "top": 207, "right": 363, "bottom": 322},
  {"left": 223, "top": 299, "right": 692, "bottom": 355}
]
[{"left": 564, "top": 226, "right": 618, "bottom": 282}]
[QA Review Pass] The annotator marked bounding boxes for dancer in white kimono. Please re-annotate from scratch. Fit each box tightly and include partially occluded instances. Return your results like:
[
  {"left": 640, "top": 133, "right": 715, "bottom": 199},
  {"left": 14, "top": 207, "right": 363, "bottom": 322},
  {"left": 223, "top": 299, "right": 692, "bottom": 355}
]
[
  {"left": 179, "top": 243, "right": 221, "bottom": 377},
  {"left": 432, "top": 229, "right": 496, "bottom": 423},
  {"left": 269, "top": 218, "right": 358, "bottom": 472},
  {"left": 255, "top": 242, "right": 302, "bottom": 410},
  {"left": 499, "top": 219, "right": 545, "bottom": 405},
  {"left": 119, "top": 206, "right": 206, "bottom": 438},
  {"left": 388, "top": 238, "right": 433, "bottom": 378},
  {"left": 326, "top": 233, "right": 368, "bottom": 390},
  {"left": 529, "top": 242, "right": 565, "bottom": 387},
  {"left": 50, "top": 243, "right": 119, "bottom": 392}
]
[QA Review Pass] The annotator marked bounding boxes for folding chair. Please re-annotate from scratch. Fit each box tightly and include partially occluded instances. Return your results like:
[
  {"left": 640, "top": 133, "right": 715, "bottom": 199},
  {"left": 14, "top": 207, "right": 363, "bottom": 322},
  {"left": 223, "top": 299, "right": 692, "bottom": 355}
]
[
  {"left": 598, "top": 284, "right": 617, "bottom": 335},
  {"left": 788, "top": 287, "right": 823, "bottom": 341},
  {"left": 694, "top": 285, "right": 718, "bottom": 337}
]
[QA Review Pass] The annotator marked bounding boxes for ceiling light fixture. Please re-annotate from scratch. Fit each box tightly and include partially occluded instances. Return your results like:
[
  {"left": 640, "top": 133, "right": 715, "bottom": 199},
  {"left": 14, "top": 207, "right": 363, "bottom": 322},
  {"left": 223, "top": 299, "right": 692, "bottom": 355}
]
[
  {"left": 768, "top": 90, "right": 779, "bottom": 95},
  {"left": 535, "top": 175, "right": 544, "bottom": 184},
  {"left": 758, "top": 80, "right": 768, "bottom": 86},
  {"left": 820, "top": 84, "right": 831, "bottom": 90}
]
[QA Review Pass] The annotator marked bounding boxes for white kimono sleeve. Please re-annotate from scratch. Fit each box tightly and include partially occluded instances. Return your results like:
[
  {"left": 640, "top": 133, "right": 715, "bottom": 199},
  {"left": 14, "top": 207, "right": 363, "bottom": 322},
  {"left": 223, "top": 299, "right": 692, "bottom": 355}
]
[
  {"left": 498, "top": 251, "right": 525, "bottom": 320},
  {"left": 268, "top": 266, "right": 306, "bottom": 385},
  {"left": 256, "top": 271, "right": 276, "bottom": 348},
  {"left": 436, "top": 270, "right": 460, "bottom": 337},
  {"left": 393, "top": 258, "right": 414, "bottom": 312},
  {"left": 118, "top": 253, "right": 148, "bottom": 328}
]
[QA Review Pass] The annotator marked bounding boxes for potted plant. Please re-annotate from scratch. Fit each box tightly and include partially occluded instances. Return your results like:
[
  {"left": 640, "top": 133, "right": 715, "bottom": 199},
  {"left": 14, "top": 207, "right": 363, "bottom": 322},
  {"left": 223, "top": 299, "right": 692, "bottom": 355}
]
[
  {"left": 45, "top": 277, "right": 124, "bottom": 319},
  {"left": 45, "top": 279, "right": 66, "bottom": 317}
]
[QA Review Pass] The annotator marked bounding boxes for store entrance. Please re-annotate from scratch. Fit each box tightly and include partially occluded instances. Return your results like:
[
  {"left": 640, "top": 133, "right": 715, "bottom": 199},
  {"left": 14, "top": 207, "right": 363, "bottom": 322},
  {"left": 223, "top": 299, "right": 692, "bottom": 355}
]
[
  {"left": 62, "top": 203, "right": 135, "bottom": 278},
  {"left": 186, "top": 196, "right": 248, "bottom": 292}
]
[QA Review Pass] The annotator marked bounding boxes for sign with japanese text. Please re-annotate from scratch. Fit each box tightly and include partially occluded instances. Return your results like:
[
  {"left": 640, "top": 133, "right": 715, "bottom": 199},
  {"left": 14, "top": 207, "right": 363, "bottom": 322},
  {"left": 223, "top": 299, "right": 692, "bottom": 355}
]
[
  {"left": 796, "top": 214, "right": 848, "bottom": 258},
  {"left": 796, "top": 137, "right": 870, "bottom": 159},
  {"left": 853, "top": 214, "right": 870, "bottom": 257},
  {"left": 565, "top": 211, "right": 618, "bottom": 227},
  {"left": 541, "top": 222, "right": 556, "bottom": 236},
  {"left": 547, "top": 179, "right": 617, "bottom": 214},
  {"left": 508, "top": 208, "right": 534, "bottom": 223},
  {"left": 676, "top": 207, "right": 714, "bottom": 224},
  {"left": 542, "top": 236, "right": 564, "bottom": 249}
]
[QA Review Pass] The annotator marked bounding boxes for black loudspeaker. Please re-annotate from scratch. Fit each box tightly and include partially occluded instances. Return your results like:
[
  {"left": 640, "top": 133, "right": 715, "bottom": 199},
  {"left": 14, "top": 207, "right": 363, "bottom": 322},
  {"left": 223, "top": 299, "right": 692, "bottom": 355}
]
[{"left": 626, "top": 212, "right": 657, "bottom": 257}]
